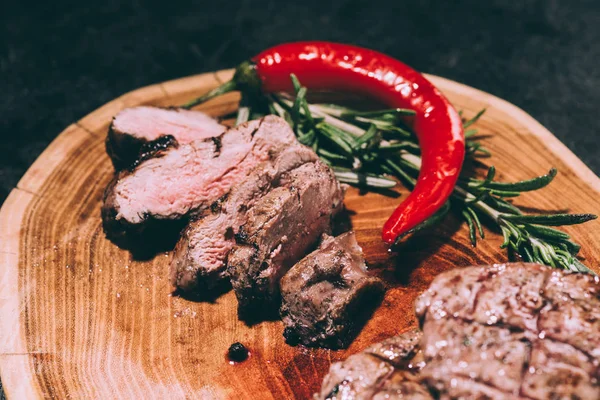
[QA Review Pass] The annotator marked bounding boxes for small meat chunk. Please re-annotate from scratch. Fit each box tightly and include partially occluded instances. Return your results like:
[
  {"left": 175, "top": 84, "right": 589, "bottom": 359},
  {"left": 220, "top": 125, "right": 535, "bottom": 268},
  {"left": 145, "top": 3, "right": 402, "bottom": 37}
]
[{"left": 280, "top": 232, "right": 384, "bottom": 348}]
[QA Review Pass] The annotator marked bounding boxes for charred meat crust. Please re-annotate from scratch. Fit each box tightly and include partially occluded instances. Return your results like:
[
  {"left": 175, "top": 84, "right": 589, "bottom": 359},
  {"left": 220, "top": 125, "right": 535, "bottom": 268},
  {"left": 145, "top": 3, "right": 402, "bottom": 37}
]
[
  {"left": 106, "top": 112, "right": 178, "bottom": 170},
  {"left": 106, "top": 106, "right": 224, "bottom": 170},
  {"left": 128, "top": 135, "right": 178, "bottom": 171},
  {"left": 316, "top": 263, "right": 600, "bottom": 399},
  {"left": 105, "top": 123, "right": 146, "bottom": 170}
]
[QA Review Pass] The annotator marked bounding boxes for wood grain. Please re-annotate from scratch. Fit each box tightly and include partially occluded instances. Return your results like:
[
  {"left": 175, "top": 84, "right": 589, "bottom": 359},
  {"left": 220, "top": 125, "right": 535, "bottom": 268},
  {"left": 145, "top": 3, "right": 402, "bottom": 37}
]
[{"left": 1, "top": 70, "right": 599, "bottom": 399}]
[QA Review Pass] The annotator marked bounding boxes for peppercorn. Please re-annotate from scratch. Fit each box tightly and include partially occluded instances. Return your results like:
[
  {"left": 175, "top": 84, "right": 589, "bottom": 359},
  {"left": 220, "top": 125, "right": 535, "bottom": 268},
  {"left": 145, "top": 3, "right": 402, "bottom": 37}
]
[{"left": 227, "top": 342, "right": 249, "bottom": 362}]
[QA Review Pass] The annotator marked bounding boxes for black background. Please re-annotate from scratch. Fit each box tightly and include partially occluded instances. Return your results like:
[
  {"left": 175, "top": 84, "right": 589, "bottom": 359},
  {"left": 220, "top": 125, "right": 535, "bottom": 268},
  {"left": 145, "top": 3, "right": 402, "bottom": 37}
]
[{"left": 0, "top": 0, "right": 598, "bottom": 395}]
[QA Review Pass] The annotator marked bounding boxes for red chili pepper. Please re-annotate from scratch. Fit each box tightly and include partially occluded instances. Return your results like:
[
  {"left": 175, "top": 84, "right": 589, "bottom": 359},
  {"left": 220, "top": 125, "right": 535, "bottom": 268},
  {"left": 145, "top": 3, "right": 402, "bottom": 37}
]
[{"left": 186, "top": 41, "right": 465, "bottom": 244}]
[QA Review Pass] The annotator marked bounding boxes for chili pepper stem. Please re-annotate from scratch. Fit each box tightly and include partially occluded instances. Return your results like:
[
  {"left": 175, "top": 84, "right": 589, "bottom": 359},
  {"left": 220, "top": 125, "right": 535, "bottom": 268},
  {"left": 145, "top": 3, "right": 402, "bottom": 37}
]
[
  {"left": 181, "top": 79, "right": 237, "bottom": 109},
  {"left": 182, "top": 61, "right": 261, "bottom": 109}
]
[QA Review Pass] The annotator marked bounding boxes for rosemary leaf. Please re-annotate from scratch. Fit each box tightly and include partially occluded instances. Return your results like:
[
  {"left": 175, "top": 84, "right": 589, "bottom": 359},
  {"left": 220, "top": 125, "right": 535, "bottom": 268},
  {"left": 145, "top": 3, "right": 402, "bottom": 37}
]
[
  {"left": 524, "top": 224, "right": 571, "bottom": 241},
  {"left": 468, "top": 207, "right": 485, "bottom": 239},
  {"left": 353, "top": 124, "right": 378, "bottom": 150},
  {"left": 462, "top": 209, "right": 477, "bottom": 245},
  {"left": 342, "top": 108, "right": 416, "bottom": 119},
  {"left": 334, "top": 169, "right": 397, "bottom": 188},
  {"left": 463, "top": 108, "right": 486, "bottom": 129},
  {"left": 502, "top": 213, "right": 597, "bottom": 226},
  {"left": 489, "top": 189, "right": 522, "bottom": 198},
  {"left": 482, "top": 169, "right": 557, "bottom": 192},
  {"left": 464, "top": 129, "right": 478, "bottom": 138}
]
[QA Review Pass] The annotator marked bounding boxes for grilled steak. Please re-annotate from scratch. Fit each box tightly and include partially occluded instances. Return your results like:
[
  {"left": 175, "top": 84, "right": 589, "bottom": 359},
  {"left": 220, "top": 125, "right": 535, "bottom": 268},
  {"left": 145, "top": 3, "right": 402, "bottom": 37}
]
[
  {"left": 102, "top": 116, "right": 297, "bottom": 241},
  {"left": 170, "top": 146, "right": 318, "bottom": 292},
  {"left": 416, "top": 263, "right": 600, "bottom": 399},
  {"left": 280, "top": 231, "right": 385, "bottom": 348},
  {"left": 106, "top": 106, "right": 225, "bottom": 169},
  {"left": 315, "top": 330, "right": 430, "bottom": 400},
  {"left": 317, "top": 263, "right": 600, "bottom": 399},
  {"left": 227, "top": 160, "right": 344, "bottom": 318}
]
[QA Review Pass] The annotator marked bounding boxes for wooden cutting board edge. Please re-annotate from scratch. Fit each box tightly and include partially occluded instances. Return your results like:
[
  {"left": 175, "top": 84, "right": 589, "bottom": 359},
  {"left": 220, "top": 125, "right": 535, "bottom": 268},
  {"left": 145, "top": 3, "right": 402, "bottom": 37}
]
[{"left": 0, "top": 69, "right": 598, "bottom": 399}]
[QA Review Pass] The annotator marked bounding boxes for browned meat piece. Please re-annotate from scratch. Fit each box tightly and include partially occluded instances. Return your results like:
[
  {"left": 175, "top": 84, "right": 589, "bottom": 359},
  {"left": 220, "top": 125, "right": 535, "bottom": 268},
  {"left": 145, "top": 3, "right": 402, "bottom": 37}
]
[
  {"left": 106, "top": 106, "right": 225, "bottom": 169},
  {"left": 315, "top": 330, "right": 430, "bottom": 400},
  {"left": 419, "top": 317, "right": 530, "bottom": 397},
  {"left": 279, "top": 232, "right": 384, "bottom": 348},
  {"left": 415, "top": 263, "right": 549, "bottom": 331},
  {"left": 522, "top": 339, "right": 600, "bottom": 400},
  {"left": 371, "top": 372, "right": 434, "bottom": 400},
  {"left": 227, "top": 160, "right": 344, "bottom": 318},
  {"left": 170, "top": 146, "right": 318, "bottom": 292},
  {"left": 102, "top": 116, "right": 297, "bottom": 241},
  {"left": 318, "top": 263, "right": 600, "bottom": 400},
  {"left": 362, "top": 330, "right": 424, "bottom": 369},
  {"left": 414, "top": 265, "right": 491, "bottom": 323},
  {"left": 539, "top": 271, "right": 600, "bottom": 359},
  {"left": 415, "top": 263, "right": 600, "bottom": 400},
  {"left": 432, "top": 377, "right": 522, "bottom": 400}
]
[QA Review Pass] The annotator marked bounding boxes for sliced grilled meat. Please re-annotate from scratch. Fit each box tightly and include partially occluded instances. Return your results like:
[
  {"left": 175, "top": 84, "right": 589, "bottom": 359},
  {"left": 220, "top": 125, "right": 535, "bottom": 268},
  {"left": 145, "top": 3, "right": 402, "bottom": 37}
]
[
  {"left": 106, "top": 106, "right": 225, "bottom": 169},
  {"left": 371, "top": 372, "right": 435, "bottom": 400},
  {"left": 170, "top": 146, "right": 318, "bottom": 292},
  {"left": 315, "top": 330, "right": 430, "bottom": 400},
  {"left": 227, "top": 160, "right": 344, "bottom": 318},
  {"left": 539, "top": 271, "right": 600, "bottom": 359},
  {"left": 419, "top": 317, "right": 531, "bottom": 397},
  {"left": 415, "top": 263, "right": 600, "bottom": 400},
  {"left": 317, "top": 263, "right": 600, "bottom": 400},
  {"left": 280, "top": 232, "right": 384, "bottom": 348},
  {"left": 522, "top": 338, "right": 599, "bottom": 400},
  {"left": 102, "top": 116, "right": 297, "bottom": 241}
]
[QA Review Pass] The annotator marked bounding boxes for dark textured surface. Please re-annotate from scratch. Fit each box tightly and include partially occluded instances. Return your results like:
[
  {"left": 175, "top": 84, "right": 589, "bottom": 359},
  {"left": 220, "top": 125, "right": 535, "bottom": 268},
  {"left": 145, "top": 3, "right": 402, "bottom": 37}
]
[
  {"left": 1, "top": 0, "right": 600, "bottom": 206},
  {"left": 0, "top": 0, "right": 598, "bottom": 396}
]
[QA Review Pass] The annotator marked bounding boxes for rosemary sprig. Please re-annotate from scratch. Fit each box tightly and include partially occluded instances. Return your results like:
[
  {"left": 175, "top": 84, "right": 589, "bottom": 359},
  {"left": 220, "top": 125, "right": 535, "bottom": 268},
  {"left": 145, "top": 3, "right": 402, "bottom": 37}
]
[
  {"left": 185, "top": 74, "right": 597, "bottom": 274},
  {"left": 264, "top": 75, "right": 598, "bottom": 274}
]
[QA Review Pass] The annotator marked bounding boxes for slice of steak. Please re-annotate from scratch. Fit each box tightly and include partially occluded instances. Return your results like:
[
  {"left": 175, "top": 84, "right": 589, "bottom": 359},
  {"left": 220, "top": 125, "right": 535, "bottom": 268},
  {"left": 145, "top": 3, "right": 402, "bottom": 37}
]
[
  {"left": 538, "top": 271, "right": 600, "bottom": 359},
  {"left": 415, "top": 262, "right": 549, "bottom": 331},
  {"left": 106, "top": 106, "right": 225, "bottom": 169},
  {"left": 102, "top": 116, "right": 297, "bottom": 241},
  {"left": 170, "top": 146, "right": 318, "bottom": 292},
  {"left": 371, "top": 371, "right": 434, "bottom": 400},
  {"left": 414, "top": 265, "right": 491, "bottom": 323},
  {"left": 419, "top": 317, "right": 530, "bottom": 397},
  {"left": 521, "top": 339, "right": 600, "bottom": 400},
  {"left": 430, "top": 377, "right": 522, "bottom": 400},
  {"left": 315, "top": 330, "right": 430, "bottom": 400},
  {"left": 279, "top": 231, "right": 384, "bottom": 349},
  {"left": 365, "top": 331, "right": 425, "bottom": 369},
  {"left": 319, "top": 349, "right": 394, "bottom": 400},
  {"left": 415, "top": 263, "right": 600, "bottom": 399},
  {"left": 227, "top": 160, "right": 344, "bottom": 318}
]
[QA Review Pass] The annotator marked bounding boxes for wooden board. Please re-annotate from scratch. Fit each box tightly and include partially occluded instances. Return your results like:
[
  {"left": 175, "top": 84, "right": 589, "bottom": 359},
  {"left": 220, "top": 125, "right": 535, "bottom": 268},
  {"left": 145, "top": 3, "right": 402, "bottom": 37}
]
[{"left": 1, "top": 69, "right": 599, "bottom": 399}]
